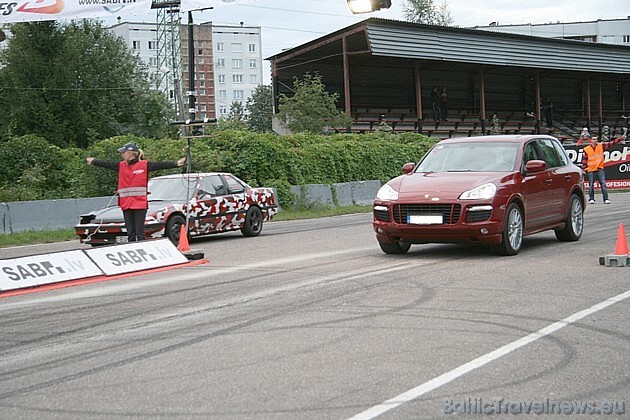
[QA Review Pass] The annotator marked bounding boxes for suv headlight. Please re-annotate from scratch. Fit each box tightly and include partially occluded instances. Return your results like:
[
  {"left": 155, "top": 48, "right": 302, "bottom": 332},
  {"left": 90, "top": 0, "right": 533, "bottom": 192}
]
[
  {"left": 460, "top": 183, "right": 497, "bottom": 200},
  {"left": 376, "top": 184, "right": 399, "bottom": 201}
]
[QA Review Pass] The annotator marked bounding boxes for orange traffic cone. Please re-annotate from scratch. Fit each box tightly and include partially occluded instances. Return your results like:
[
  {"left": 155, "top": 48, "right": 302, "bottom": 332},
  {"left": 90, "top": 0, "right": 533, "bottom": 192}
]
[
  {"left": 613, "top": 223, "right": 629, "bottom": 255},
  {"left": 178, "top": 224, "right": 190, "bottom": 252}
]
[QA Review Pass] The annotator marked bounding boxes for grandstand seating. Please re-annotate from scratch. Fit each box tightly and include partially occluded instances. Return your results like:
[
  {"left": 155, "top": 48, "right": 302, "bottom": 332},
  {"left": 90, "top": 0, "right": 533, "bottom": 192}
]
[{"left": 347, "top": 107, "right": 626, "bottom": 141}]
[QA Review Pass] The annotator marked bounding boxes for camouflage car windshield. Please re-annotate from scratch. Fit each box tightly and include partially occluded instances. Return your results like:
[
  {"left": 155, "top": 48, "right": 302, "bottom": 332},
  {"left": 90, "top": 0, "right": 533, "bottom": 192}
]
[{"left": 148, "top": 177, "right": 197, "bottom": 201}]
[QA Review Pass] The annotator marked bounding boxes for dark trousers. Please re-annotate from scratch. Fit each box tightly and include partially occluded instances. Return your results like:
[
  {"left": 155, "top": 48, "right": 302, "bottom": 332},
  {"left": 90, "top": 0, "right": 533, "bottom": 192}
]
[
  {"left": 440, "top": 103, "right": 448, "bottom": 120},
  {"left": 587, "top": 169, "right": 609, "bottom": 201},
  {"left": 123, "top": 208, "right": 147, "bottom": 241}
]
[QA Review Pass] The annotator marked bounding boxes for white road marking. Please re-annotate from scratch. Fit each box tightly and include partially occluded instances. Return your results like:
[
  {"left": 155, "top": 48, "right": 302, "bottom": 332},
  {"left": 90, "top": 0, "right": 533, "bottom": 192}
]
[{"left": 347, "top": 288, "right": 630, "bottom": 420}]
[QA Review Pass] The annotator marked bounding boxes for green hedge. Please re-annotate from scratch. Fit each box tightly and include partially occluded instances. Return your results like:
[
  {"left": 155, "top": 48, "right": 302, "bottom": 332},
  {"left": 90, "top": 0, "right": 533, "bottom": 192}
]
[{"left": 0, "top": 131, "right": 438, "bottom": 206}]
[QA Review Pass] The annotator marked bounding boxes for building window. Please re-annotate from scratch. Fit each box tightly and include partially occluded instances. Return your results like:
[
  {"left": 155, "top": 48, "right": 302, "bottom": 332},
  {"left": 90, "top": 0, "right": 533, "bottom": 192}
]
[
  {"left": 216, "top": 58, "right": 225, "bottom": 68},
  {"left": 233, "top": 90, "right": 244, "bottom": 100},
  {"left": 231, "top": 43, "right": 242, "bottom": 53},
  {"left": 250, "top": 74, "right": 257, "bottom": 84},
  {"left": 198, "top": 89, "right": 206, "bottom": 95},
  {"left": 248, "top": 43, "right": 256, "bottom": 53},
  {"left": 232, "top": 59, "right": 242, "bottom": 68},
  {"left": 219, "top": 106, "right": 228, "bottom": 115},
  {"left": 249, "top": 59, "right": 257, "bottom": 69},
  {"left": 201, "top": 104, "right": 207, "bottom": 111},
  {"left": 218, "top": 90, "right": 226, "bottom": 100},
  {"left": 199, "top": 81, "right": 205, "bottom": 87},
  {"left": 198, "top": 73, "right": 205, "bottom": 80},
  {"left": 217, "top": 42, "right": 224, "bottom": 52},
  {"left": 218, "top": 74, "right": 226, "bottom": 83},
  {"left": 148, "top": 41, "right": 157, "bottom": 50},
  {"left": 198, "top": 57, "right": 204, "bottom": 64},
  {"left": 149, "top": 57, "right": 158, "bottom": 67},
  {"left": 232, "top": 74, "right": 243, "bottom": 83},
  {"left": 132, "top": 41, "right": 141, "bottom": 49},
  {"left": 623, "top": 35, "right": 630, "bottom": 43},
  {"left": 198, "top": 49, "right": 203, "bottom": 55}
]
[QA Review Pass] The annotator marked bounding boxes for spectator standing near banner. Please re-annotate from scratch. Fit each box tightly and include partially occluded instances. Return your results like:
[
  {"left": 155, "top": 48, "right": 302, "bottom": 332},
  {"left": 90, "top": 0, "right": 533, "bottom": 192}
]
[
  {"left": 576, "top": 127, "right": 590, "bottom": 145},
  {"left": 86, "top": 142, "right": 186, "bottom": 242},
  {"left": 581, "top": 130, "right": 627, "bottom": 204}
]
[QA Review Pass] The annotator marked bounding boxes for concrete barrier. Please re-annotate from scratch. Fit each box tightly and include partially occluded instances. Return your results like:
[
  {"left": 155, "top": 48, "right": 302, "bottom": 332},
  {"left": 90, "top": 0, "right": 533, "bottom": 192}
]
[
  {"left": 1, "top": 196, "right": 113, "bottom": 234},
  {"left": 333, "top": 180, "right": 382, "bottom": 206},
  {"left": 1, "top": 181, "right": 381, "bottom": 234}
]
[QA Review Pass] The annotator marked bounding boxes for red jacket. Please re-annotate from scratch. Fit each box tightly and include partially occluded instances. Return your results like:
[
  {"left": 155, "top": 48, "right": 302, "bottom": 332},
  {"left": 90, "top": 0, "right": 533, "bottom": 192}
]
[{"left": 117, "top": 160, "right": 149, "bottom": 210}]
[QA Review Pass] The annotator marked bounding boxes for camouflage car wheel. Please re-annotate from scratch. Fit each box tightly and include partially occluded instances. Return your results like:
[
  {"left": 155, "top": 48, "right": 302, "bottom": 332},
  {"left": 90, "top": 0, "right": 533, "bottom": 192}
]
[
  {"left": 166, "top": 214, "right": 185, "bottom": 245},
  {"left": 241, "top": 206, "right": 263, "bottom": 237}
]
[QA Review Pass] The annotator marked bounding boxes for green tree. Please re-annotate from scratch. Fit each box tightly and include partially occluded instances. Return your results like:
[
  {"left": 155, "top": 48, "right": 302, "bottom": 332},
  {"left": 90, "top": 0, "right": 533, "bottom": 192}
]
[
  {"left": 245, "top": 84, "right": 273, "bottom": 132},
  {"left": 277, "top": 73, "right": 352, "bottom": 134},
  {"left": 228, "top": 101, "right": 245, "bottom": 121},
  {"left": 0, "top": 20, "right": 175, "bottom": 148},
  {"left": 402, "top": 0, "right": 453, "bottom": 26}
]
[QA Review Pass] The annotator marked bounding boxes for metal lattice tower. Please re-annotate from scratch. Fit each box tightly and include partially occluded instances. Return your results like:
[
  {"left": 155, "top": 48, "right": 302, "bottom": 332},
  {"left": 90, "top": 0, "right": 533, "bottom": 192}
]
[{"left": 154, "top": 0, "right": 185, "bottom": 120}]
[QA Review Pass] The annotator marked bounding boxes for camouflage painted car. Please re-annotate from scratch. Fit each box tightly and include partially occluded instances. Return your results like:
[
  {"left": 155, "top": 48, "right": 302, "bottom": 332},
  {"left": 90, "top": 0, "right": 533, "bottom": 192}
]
[{"left": 75, "top": 172, "right": 279, "bottom": 246}]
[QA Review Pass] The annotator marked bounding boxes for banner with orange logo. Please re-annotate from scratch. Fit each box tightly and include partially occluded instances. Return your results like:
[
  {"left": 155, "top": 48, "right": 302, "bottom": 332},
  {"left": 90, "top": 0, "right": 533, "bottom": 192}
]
[{"left": 0, "top": 0, "right": 153, "bottom": 23}]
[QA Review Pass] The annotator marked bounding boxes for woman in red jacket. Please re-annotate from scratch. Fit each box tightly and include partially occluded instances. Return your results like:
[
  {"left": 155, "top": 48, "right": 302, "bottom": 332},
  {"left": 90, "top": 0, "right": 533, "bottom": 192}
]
[{"left": 86, "top": 142, "right": 186, "bottom": 242}]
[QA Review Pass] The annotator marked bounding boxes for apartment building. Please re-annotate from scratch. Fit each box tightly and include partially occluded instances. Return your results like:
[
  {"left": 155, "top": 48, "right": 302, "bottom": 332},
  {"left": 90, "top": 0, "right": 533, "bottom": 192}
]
[
  {"left": 107, "top": 21, "right": 263, "bottom": 120},
  {"left": 473, "top": 16, "right": 630, "bottom": 45},
  {"left": 209, "top": 23, "right": 263, "bottom": 119}
]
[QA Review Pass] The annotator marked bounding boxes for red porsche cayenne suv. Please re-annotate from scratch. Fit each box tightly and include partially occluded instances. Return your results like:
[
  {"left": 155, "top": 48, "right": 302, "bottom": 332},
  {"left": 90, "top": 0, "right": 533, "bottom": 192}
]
[{"left": 373, "top": 135, "right": 585, "bottom": 256}]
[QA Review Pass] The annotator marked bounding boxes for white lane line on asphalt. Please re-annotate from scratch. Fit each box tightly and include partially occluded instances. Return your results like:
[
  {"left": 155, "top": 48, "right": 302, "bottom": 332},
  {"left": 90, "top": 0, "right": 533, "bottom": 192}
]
[{"left": 347, "top": 288, "right": 630, "bottom": 420}]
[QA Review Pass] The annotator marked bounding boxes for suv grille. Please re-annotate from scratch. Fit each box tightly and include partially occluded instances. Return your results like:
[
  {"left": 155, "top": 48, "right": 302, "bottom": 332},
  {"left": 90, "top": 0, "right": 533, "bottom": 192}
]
[{"left": 393, "top": 204, "right": 461, "bottom": 224}]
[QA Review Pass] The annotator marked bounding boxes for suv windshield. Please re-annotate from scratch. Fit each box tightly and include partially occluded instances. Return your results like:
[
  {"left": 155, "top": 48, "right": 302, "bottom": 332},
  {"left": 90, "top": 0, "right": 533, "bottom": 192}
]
[{"left": 416, "top": 142, "right": 519, "bottom": 172}]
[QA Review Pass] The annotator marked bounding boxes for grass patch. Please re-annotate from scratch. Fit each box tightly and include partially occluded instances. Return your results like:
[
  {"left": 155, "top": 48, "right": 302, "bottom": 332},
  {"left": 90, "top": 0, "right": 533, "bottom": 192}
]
[
  {"left": 0, "top": 228, "right": 78, "bottom": 248},
  {"left": 0, "top": 205, "right": 373, "bottom": 248},
  {"left": 272, "top": 204, "right": 372, "bottom": 221}
]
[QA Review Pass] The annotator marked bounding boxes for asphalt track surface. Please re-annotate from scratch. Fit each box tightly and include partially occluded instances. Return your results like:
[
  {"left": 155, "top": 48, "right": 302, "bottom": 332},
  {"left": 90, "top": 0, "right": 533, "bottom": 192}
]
[{"left": 1, "top": 193, "right": 630, "bottom": 419}]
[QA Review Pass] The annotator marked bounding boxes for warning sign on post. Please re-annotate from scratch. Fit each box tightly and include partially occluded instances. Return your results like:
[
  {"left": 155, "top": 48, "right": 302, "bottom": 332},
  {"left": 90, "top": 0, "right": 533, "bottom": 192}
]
[{"left": 85, "top": 238, "right": 188, "bottom": 276}]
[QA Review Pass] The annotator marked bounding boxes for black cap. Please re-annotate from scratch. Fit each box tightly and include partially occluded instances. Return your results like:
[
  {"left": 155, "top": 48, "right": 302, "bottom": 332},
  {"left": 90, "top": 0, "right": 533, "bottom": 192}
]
[{"left": 117, "top": 142, "right": 139, "bottom": 153}]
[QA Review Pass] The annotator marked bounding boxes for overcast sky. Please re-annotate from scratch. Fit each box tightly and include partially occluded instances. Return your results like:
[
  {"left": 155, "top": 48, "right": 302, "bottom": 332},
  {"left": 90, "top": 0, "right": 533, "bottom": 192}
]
[{"left": 101, "top": 0, "right": 629, "bottom": 82}]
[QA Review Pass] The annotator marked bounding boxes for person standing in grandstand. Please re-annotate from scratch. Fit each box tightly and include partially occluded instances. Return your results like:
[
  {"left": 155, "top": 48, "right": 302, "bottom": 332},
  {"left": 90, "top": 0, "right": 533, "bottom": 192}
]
[
  {"left": 581, "top": 130, "right": 627, "bottom": 204},
  {"left": 440, "top": 87, "right": 448, "bottom": 121},
  {"left": 431, "top": 87, "right": 441, "bottom": 121},
  {"left": 542, "top": 97, "right": 553, "bottom": 127}
]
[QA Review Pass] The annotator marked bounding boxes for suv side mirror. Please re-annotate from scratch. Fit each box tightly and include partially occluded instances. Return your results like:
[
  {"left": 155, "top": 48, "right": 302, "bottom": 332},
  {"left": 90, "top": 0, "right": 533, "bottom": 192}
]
[
  {"left": 402, "top": 163, "right": 415, "bottom": 174},
  {"left": 525, "top": 159, "right": 547, "bottom": 173}
]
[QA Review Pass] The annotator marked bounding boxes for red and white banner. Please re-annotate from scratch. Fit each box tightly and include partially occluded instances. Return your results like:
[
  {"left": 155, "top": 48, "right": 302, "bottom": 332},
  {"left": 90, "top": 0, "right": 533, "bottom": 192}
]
[{"left": 0, "top": 0, "right": 153, "bottom": 23}]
